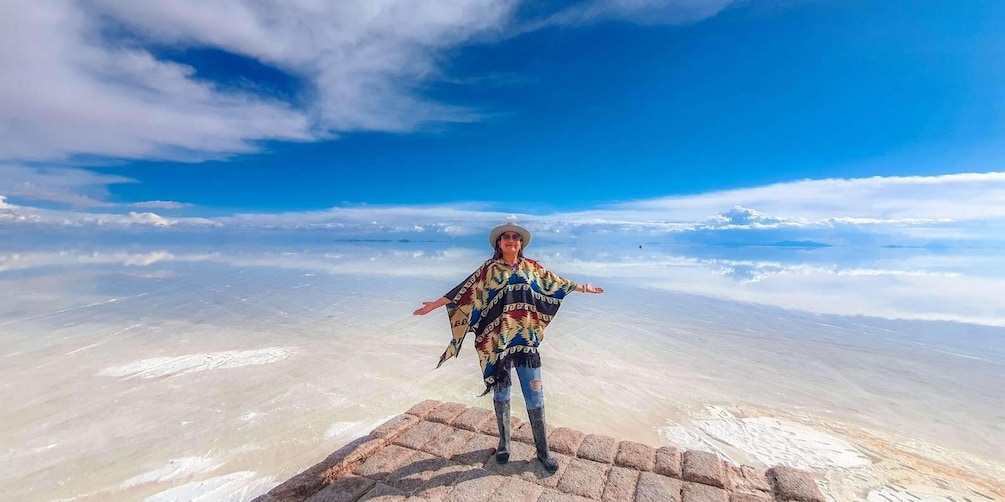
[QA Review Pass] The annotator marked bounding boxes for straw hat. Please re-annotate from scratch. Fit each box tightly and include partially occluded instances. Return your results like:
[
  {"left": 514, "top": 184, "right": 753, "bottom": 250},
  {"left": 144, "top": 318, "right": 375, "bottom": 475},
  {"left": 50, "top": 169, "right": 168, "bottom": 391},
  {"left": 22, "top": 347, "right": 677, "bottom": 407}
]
[{"left": 488, "top": 222, "right": 532, "bottom": 249}]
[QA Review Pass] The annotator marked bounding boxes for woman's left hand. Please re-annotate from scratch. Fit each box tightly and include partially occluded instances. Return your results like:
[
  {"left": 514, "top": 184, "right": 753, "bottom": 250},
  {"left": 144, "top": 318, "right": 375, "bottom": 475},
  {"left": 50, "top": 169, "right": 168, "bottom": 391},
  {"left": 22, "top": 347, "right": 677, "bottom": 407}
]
[{"left": 582, "top": 283, "right": 604, "bottom": 294}]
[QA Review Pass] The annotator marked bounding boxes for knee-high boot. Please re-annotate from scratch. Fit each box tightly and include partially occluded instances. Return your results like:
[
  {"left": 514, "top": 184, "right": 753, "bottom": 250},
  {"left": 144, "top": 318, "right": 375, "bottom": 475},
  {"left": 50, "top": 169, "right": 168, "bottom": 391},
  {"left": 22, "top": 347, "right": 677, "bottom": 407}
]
[
  {"left": 527, "top": 407, "right": 559, "bottom": 473},
  {"left": 494, "top": 400, "right": 511, "bottom": 464}
]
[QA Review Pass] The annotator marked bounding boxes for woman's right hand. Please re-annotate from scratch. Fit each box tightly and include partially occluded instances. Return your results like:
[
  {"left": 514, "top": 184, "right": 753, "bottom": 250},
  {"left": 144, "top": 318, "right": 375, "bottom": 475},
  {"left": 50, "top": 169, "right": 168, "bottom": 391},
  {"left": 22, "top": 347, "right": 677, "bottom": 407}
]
[
  {"left": 413, "top": 301, "right": 438, "bottom": 316},
  {"left": 414, "top": 296, "right": 450, "bottom": 315}
]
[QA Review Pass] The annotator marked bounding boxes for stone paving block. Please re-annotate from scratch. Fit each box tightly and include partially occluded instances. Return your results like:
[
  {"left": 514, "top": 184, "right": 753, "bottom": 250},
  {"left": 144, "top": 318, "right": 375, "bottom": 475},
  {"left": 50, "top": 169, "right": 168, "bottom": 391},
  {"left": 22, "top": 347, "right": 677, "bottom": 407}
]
[
  {"left": 601, "top": 465, "right": 640, "bottom": 502},
  {"left": 538, "top": 490, "right": 593, "bottom": 502},
  {"left": 513, "top": 420, "right": 536, "bottom": 443},
  {"left": 427, "top": 402, "right": 468, "bottom": 425},
  {"left": 383, "top": 449, "right": 444, "bottom": 494},
  {"left": 726, "top": 465, "right": 770, "bottom": 494},
  {"left": 372, "top": 414, "right": 421, "bottom": 440},
  {"left": 359, "top": 482, "right": 409, "bottom": 501},
  {"left": 766, "top": 466, "right": 824, "bottom": 502},
  {"left": 266, "top": 402, "right": 836, "bottom": 502},
  {"left": 420, "top": 426, "right": 475, "bottom": 458},
  {"left": 479, "top": 414, "right": 524, "bottom": 437},
  {"left": 452, "top": 407, "right": 494, "bottom": 432},
  {"left": 484, "top": 441, "right": 571, "bottom": 489},
  {"left": 482, "top": 440, "right": 537, "bottom": 475},
  {"left": 655, "top": 446, "right": 682, "bottom": 478},
  {"left": 728, "top": 493, "right": 772, "bottom": 502},
  {"left": 578, "top": 434, "right": 619, "bottom": 464},
  {"left": 393, "top": 421, "right": 451, "bottom": 451},
  {"left": 635, "top": 472, "right": 682, "bottom": 502},
  {"left": 306, "top": 474, "right": 376, "bottom": 502},
  {"left": 682, "top": 481, "right": 728, "bottom": 502},
  {"left": 555, "top": 457, "right": 610, "bottom": 499},
  {"left": 491, "top": 476, "right": 545, "bottom": 500},
  {"left": 267, "top": 464, "right": 328, "bottom": 500},
  {"left": 269, "top": 433, "right": 384, "bottom": 500},
  {"left": 478, "top": 413, "right": 499, "bottom": 436},
  {"left": 354, "top": 444, "right": 420, "bottom": 481},
  {"left": 406, "top": 400, "right": 442, "bottom": 420},
  {"left": 615, "top": 440, "right": 656, "bottom": 472},
  {"left": 549, "top": 427, "right": 586, "bottom": 456},
  {"left": 517, "top": 451, "right": 573, "bottom": 490},
  {"left": 411, "top": 461, "right": 469, "bottom": 499},
  {"left": 450, "top": 433, "right": 497, "bottom": 466},
  {"left": 443, "top": 467, "right": 505, "bottom": 501},
  {"left": 514, "top": 420, "right": 555, "bottom": 444},
  {"left": 682, "top": 450, "right": 726, "bottom": 488}
]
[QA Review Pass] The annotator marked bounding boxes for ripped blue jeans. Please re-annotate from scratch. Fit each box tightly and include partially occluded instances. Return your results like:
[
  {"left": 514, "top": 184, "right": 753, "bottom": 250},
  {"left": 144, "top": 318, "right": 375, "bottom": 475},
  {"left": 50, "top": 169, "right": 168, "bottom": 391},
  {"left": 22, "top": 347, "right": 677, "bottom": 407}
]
[{"left": 493, "top": 364, "right": 545, "bottom": 410}]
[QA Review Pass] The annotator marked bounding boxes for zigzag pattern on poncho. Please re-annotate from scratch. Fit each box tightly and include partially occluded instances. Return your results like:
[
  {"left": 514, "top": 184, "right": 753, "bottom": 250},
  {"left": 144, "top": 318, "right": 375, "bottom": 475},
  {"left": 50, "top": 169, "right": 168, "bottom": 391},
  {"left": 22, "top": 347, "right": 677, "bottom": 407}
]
[{"left": 436, "top": 258, "right": 578, "bottom": 394}]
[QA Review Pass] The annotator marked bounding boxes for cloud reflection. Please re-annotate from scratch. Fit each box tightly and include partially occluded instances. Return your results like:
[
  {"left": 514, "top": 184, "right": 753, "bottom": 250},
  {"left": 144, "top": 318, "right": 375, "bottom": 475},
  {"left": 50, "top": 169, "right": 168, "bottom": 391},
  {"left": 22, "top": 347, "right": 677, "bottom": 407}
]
[{"left": 2, "top": 239, "right": 1002, "bottom": 326}]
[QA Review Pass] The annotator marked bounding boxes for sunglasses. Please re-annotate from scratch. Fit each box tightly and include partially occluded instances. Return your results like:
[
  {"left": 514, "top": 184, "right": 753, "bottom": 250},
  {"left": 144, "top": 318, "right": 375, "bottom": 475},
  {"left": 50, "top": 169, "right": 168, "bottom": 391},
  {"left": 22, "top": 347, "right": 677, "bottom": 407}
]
[{"left": 499, "top": 232, "right": 523, "bottom": 241}]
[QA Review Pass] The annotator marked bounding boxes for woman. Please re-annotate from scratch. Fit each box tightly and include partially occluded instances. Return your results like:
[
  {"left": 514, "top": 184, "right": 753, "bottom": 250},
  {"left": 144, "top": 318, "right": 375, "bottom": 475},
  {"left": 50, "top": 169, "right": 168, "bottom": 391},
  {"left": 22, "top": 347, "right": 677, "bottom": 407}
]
[{"left": 413, "top": 222, "right": 604, "bottom": 473}]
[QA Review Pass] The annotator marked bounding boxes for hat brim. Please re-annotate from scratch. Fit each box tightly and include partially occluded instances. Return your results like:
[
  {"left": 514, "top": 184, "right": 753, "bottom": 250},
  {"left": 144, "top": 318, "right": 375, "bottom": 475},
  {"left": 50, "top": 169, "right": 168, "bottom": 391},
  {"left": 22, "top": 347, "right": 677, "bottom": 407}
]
[{"left": 489, "top": 223, "right": 532, "bottom": 249}]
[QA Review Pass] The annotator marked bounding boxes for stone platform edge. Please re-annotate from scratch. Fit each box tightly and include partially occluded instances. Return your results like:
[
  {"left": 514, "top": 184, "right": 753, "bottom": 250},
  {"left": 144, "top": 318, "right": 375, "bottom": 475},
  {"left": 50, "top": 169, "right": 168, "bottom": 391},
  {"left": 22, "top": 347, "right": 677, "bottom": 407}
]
[{"left": 253, "top": 400, "right": 826, "bottom": 502}]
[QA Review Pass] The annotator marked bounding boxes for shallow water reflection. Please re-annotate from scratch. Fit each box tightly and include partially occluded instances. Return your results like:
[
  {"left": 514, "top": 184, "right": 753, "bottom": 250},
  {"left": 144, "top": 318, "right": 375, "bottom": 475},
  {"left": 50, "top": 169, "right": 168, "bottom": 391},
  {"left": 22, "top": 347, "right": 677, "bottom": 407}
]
[{"left": 1, "top": 240, "right": 1002, "bottom": 500}]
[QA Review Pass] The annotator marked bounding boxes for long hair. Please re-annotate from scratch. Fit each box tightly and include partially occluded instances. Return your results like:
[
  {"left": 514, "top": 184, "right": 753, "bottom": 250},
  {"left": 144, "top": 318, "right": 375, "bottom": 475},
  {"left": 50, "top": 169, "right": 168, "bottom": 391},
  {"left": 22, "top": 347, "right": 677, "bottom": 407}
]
[{"left": 492, "top": 240, "right": 526, "bottom": 260}]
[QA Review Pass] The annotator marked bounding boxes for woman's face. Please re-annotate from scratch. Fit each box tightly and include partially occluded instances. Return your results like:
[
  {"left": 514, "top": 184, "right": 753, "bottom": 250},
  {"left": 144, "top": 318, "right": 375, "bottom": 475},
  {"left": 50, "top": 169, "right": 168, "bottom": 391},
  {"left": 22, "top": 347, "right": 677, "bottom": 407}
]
[{"left": 498, "top": 231, "right": 523, "bottom": 255}]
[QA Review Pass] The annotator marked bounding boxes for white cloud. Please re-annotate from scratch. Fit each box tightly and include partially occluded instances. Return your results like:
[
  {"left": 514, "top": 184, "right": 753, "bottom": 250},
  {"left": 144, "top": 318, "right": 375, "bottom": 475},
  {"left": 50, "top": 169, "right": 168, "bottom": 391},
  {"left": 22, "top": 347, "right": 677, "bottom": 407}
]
[
  {"left": 0, "top": 250, "right": 213, "bottom": 273},
  {"left": 0, "top": 164, "right": 194, "bottom": 209},
  {"left": 540, "top": 0, "right": 738, "bottom": 27},
  {"left": 0, "top": 0, "right": 520, "bottom": 163},
  {"left": 704, "top": 206, "right": 787, "bottom": 227},
  {"left": 0, "top": 203, "right": 219, "bottom": 228},
  {"left": 129, "top": 200, "right": 192, "bottom": 210},
  {"left": 1, "top": 1, "right": 745, "bottom": 164},
  {"left": 0, "top": 164, "right": 135, "bottom": 207},
  {"left": 88, "top": 0, "right": 518, "bottom": 132},
  {"left": 6, "top": 246, "right": 1002, "bottom": 326},
  {"left": 218, "top": 203, "right": 515, "bottom": 228},
  {"left": 615, "top": 172, "right": 1005, "bottom": 222},
  {"left": 0, "top": 0, "right": 313, "bottom": 161},
  {"left": 123, "top": 212, "right": 170, "bottom": 227},
  {"left": 3, "top": 172, "right": 1004, "bottom": 245},
  {"left": 550, "top": 253, "right": 1005, "bottom": 326}
]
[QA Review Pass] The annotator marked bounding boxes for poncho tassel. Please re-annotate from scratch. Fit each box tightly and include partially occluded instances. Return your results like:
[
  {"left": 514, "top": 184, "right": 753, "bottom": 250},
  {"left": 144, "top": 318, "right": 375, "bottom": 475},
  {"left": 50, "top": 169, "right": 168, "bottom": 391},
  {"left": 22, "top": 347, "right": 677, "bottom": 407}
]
[{"left": 479, "top": 351, "right": 542, "bottom": 396}]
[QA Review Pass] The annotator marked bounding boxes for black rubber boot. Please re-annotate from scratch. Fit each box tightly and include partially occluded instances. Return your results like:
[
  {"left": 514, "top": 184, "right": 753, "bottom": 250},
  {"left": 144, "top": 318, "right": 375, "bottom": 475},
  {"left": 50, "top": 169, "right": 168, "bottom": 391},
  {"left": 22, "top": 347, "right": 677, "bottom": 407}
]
[
  {"left": 494, "top": 400, "right": 511, "bottom": 464},
  {"left": 528, "top": 407, "right": 559, "bottom": 473}
]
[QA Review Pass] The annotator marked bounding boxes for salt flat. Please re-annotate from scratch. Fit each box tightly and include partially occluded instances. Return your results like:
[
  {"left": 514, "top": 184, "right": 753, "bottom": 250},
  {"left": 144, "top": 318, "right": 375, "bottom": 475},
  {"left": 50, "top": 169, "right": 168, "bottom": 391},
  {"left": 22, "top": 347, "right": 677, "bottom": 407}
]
[{"left": 1, "top": 242, "right": 1002, "bottom": 501}]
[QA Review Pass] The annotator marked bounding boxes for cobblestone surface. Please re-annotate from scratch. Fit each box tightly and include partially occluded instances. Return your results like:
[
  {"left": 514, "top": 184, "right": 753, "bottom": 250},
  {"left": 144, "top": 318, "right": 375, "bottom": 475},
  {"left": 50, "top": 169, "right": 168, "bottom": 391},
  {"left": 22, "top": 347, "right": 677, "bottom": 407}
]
[{"left": 257, "top": 402, "right": 817, "bottom": 502}]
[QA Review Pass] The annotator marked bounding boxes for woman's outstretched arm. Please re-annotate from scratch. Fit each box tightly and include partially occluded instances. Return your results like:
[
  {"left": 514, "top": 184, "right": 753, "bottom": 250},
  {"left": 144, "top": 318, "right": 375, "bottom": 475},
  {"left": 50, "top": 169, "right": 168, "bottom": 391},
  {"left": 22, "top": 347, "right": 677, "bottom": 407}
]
[
  {"left": 574, "top": 283, "right": 604, "bottom": 294},
  {"left": 413, "top": 296, "right": 451, "bottom": 315}
]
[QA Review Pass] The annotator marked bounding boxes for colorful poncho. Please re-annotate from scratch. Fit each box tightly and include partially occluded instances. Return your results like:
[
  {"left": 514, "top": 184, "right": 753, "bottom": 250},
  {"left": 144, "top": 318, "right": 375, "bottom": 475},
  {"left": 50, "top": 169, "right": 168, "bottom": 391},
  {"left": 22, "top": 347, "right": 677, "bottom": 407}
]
[{"left": 436, "top": 257, "right": 578, "bottom": 394}]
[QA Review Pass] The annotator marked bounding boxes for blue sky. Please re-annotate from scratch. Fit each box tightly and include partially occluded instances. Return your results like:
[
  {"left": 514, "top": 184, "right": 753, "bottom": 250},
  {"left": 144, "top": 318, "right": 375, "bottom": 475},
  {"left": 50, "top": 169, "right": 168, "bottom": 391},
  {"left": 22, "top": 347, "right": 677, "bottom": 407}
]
[{"left": 1, "top": 0, "right": 1004, "bottom": 245}]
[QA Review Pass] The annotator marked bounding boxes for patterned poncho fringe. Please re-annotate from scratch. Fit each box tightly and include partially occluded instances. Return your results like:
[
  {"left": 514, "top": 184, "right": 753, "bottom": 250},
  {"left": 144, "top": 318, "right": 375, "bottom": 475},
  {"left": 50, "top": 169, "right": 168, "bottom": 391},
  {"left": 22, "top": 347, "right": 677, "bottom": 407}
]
[{"left": 436, "top": 258, "right": 577, "bottom": 395}]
